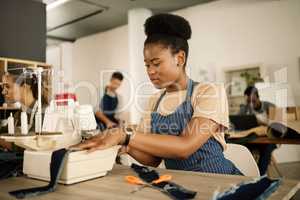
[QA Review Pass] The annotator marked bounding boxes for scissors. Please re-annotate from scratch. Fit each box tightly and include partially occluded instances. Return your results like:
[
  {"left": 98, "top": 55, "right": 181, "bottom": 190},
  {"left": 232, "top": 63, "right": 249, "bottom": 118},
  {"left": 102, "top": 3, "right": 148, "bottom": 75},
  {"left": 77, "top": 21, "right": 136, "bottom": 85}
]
[{"left": 125, "top": 174, "right": 172, "bottom": 193}]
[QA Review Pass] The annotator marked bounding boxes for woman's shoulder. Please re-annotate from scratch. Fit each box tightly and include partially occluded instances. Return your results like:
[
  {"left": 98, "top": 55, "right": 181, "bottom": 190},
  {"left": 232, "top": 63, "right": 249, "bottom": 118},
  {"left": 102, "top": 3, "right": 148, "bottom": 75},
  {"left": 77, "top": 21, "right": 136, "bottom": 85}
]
[
  {"left": 191, "top": 82, "right": 228, "bottom": 110},
  {"left": 192, "top": 82, "right": 226, "bottom": 97}
]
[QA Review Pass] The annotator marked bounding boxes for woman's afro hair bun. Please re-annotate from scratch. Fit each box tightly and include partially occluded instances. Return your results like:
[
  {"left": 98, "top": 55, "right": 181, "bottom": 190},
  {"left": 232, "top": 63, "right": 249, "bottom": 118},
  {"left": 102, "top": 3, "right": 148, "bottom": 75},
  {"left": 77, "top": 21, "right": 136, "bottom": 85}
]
[{"left": 144, "top": 13, "right": 191, "bottom": 40}]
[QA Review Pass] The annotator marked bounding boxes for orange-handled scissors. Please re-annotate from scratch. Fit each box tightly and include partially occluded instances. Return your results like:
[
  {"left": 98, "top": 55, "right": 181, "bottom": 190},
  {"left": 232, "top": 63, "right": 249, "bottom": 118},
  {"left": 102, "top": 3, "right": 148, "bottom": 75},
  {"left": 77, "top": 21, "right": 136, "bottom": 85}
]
[
  {"left": 125, "top": 176, "right": 145, "bottom": 185},
  {"left": 125, "top": 175, "right": 172, "bottom": 193},
  {"left": 152, "top": 174, "right": 172, "bottom": 184},
  {"left": 125, "top": 174, "right": 172, "bottom": 185}
]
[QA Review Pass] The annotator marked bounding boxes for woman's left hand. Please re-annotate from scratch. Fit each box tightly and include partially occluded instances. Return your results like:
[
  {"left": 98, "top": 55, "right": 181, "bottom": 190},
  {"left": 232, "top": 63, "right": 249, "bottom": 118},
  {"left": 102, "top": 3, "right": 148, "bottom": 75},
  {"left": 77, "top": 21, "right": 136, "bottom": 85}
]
[{"left": 72, "top": 128, "right": 125, "bottom": 152}]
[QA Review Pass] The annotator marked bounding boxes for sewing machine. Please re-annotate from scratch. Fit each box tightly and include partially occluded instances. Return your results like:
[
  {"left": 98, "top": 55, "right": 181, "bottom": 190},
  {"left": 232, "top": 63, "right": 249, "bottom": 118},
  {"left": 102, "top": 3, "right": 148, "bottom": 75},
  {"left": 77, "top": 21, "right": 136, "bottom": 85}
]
[
  {"left": 22, "top": 92, "right": 120, "bottom": 184},
  {"left": 0, "top": 68, "right": 120, "bottom": 184}
]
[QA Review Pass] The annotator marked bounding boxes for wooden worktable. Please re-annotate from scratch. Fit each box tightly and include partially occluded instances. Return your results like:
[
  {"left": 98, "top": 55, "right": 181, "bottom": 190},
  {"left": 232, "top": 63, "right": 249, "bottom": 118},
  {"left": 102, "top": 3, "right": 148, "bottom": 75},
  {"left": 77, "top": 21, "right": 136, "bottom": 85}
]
[
  {"left": 248, "top": 136, "right": 300, "bottom": 145},
  {"left": 0, "top": 165, "right": 299, "bottom": 200}
]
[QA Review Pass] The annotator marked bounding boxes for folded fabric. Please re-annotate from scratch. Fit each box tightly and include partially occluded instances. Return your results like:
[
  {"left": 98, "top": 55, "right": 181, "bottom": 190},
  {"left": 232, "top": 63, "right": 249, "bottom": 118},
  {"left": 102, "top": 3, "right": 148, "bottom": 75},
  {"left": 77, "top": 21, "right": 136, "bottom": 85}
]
[
  {"left": 9, "top": 148, "right": 69, "bottom": 199},
  {"left": 225, "top": 132, "right": 258, "bottom": 145},
  {"left": 268, "top": 122, "right": 300, "bottom": 139},
  {"left": 131, "top": 163, "right": 197, "bottom": 200},
  {"left": 212, "top": 175, "right": 281, "bottom": 200},
  {"left": 131, "top": 163, "right": 160, "bottom": 182},
  {"left": 227, "top": 126, "right": 268, "bottom": 139}
]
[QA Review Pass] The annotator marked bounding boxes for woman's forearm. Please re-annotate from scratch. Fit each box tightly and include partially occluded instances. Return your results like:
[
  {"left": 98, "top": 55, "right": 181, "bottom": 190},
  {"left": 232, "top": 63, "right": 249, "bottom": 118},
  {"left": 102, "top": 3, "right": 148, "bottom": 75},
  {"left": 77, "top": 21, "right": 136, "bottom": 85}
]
[
  {"left": 95, "top": 111, "right": 112, "bottom": 125},
  {"left": 127, "top": 147, "right": 162, "bottom": 167},
  {"left": 129, "top": 133, "right": 203, "bottom": 160},
  {"left": 73, "top": 117, "right": 219, "bottom": 161},
  {"left": 128, "top": 117, "right": 217, "bottom": 160}
]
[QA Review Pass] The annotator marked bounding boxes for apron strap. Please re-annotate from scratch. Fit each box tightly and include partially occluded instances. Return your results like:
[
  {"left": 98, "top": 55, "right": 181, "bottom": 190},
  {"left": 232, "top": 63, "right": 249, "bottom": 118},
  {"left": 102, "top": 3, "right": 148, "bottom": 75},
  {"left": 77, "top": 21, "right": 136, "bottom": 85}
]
[
  {"left": 186, "top": 79, "right": 199, "bottom": 101},
  {"left": 153, "top": 78, "right": 198, "bottom": 112},
  {"left": 153, "top": 90, "right": 167, "bottom": 112},
  {"left": 28, "top": 101, "right": 38, "bottom": 131}
]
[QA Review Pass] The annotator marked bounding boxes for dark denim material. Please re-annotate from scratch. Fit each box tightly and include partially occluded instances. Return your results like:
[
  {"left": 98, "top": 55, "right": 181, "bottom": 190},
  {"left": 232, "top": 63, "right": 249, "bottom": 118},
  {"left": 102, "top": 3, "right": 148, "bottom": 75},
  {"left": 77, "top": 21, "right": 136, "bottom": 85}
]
[
  {"left": 9, "top": 149, "right": 69, "bottom": 199},
  {"left": 213, "top": 175, "right": 281, "bottom": 200}
]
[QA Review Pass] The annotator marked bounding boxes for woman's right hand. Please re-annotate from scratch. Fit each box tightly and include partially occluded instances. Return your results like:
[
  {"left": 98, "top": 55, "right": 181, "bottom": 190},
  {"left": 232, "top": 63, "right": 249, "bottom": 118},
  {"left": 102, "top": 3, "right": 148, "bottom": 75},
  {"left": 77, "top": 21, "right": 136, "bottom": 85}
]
[{"left": 71, "top": 127, "right": 125, "bottom": 152}]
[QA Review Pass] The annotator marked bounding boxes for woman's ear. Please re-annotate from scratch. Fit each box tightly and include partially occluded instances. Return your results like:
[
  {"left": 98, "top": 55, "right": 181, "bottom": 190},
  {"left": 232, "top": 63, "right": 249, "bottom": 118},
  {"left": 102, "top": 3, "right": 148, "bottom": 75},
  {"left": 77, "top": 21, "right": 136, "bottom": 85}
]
[{"left": 176, "top": 50, "right": 186, "bottom": 67}]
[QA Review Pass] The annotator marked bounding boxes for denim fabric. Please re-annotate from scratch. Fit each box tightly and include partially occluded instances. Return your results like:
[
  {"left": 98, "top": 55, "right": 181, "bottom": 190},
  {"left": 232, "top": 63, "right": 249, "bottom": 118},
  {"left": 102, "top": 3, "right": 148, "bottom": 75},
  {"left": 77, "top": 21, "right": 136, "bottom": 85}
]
[
  {"left": 131, "top": 163, "right": 197, "bottom": 200},
  {"left": 9, "top": 149, "right": 69, "bottom": 199},
  {"left": 212, "top": 175, "right": 281, "bottom": 200}
]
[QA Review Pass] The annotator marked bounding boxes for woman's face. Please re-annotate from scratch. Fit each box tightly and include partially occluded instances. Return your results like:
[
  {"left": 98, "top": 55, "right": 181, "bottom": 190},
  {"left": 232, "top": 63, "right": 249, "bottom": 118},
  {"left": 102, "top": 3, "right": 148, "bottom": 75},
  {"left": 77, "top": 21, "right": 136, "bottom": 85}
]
[
  {"left": 2, "top": 75, "right": 23, "bottom": 103},
  {"left": 144, "top": 43, "right": 184, "bottom": 89},
  {"left": 109, "top": 78, "right": 122, "bottom": 91}
]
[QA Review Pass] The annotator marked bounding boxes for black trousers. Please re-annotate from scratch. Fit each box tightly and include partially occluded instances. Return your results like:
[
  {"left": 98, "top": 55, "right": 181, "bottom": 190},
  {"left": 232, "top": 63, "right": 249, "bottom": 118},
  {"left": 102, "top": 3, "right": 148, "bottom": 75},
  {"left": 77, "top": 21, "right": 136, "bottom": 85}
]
[
  {"left": 245, "top": 144, "right": 277, "bottom": 175},
  {"left": 0, "top": 150, "right": 23, "bottom": 179}
]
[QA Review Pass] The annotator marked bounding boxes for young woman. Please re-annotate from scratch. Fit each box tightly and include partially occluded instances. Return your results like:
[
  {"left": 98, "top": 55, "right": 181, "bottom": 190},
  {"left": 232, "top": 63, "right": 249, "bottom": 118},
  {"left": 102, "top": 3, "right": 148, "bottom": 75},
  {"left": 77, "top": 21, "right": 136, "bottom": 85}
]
[
  {"left": 74, "top": 14, "right": 242, "bottom": 175},
  {"left": 0, "top": 69, "right": 46, "bottom": 178}
]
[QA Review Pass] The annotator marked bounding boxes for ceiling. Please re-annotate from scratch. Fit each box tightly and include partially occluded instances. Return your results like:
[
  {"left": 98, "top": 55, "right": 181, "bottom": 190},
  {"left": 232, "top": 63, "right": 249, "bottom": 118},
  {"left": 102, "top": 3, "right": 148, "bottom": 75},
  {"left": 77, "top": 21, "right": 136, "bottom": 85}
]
[{"left": 45, "top": 0, "right": 217, "bottom": 46}]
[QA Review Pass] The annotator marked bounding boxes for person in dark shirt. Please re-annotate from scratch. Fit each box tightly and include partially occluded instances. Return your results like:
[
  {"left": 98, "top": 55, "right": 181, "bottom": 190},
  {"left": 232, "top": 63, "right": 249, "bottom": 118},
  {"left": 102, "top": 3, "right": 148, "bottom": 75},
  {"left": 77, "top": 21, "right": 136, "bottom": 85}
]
[
  {"left": 95, "top": 72, "right": 123, "bottom": 130},
  {"left": 239, "top": 86, "right": 277, "bottom": 175},
  {"left": 239, "top": 86, "right": 275, "bottom": 122}
]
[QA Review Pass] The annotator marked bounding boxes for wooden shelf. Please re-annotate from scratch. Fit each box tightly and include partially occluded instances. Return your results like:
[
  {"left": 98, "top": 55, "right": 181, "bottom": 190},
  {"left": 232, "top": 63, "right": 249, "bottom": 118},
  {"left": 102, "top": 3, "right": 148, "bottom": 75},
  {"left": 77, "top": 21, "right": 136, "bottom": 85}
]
[{"left": 0, "top": 106, "right": 20, "bottom": 110}]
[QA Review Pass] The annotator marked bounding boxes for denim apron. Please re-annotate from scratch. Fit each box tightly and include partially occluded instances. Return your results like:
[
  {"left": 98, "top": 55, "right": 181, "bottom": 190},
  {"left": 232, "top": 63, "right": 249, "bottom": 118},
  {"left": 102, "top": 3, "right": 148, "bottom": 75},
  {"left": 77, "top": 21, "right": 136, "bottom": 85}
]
[
  {"left": 97, "top": 88, "right": 119, "bottom": 130},
  {"left": 100, "top": 88, "right": 118, "bottom": 120},
  {"left": 151, "top": 79, "right": 242, "bottom": 175}
]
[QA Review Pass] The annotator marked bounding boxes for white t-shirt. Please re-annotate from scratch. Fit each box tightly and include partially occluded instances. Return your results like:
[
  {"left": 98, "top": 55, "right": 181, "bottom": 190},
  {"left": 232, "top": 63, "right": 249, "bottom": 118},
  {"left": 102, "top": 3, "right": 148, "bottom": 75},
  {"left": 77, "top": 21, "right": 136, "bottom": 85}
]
[{"left": 137, "top": 83, "right": 229, "bottom": 150}]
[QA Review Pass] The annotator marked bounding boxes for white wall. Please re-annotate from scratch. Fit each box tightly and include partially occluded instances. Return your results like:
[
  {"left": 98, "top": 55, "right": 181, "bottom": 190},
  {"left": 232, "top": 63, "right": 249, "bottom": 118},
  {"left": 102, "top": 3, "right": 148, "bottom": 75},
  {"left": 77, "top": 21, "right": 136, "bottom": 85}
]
[
  {"left": 72, "top": 25, "right": 129, "bottom": 110},
  {"left": 46, "top": 0, "right": 300, "bottom": 163},
  {"left": 128, "top": 8, "right": 153, "bottom": 124},
  {"left": 174, "top": 0, "right": 300, "bottom": 104},
  {"left": 46, "top": 42, "right": 73, "bottom": 95}
]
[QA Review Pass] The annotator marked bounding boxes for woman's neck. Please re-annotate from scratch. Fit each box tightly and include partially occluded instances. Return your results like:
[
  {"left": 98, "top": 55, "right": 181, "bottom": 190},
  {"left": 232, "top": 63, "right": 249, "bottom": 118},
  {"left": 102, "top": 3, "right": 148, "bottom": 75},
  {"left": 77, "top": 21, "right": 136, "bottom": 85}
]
[
  {"left": 106, "top": 85, "right": 116, "bottom": 94},
  {"left": 22, "top": 93, "right": 36, "bottom": 110},
  {"left": 165, "top": 74, "right": 188, "bottom": 92}
]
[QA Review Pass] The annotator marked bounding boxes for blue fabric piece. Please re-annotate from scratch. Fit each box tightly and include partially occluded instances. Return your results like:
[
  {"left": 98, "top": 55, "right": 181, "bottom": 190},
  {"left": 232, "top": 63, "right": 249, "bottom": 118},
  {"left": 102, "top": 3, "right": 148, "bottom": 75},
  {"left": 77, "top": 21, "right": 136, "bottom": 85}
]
[
  {"left": 212, "top": 175, "right": 281, "bottom": 200},
  {"left": 150, "top": 79, "right": 242, "bottom": 175},
  {"left": 9, "top": 149, "right": 69, "bottom": 199}
]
